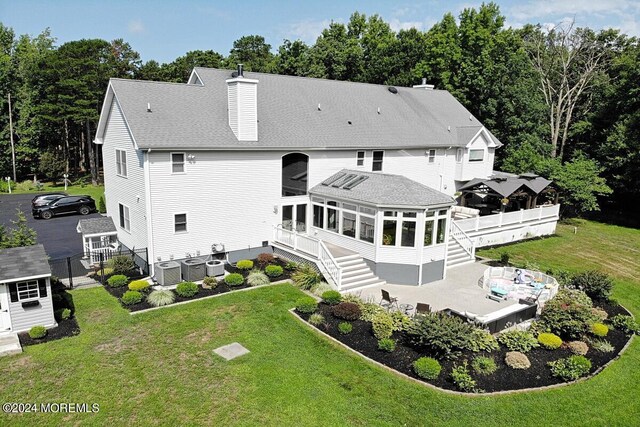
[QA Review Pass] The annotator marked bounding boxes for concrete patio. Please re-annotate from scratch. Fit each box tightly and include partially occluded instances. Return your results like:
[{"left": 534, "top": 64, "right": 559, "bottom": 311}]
[{"left": 345, "top": 261, "right": 518, "bottom": 316}]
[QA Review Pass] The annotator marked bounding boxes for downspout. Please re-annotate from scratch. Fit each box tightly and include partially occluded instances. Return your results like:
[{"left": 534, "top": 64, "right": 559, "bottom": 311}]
[
  {"left": 417, "top": 209, "right": 424, "bottom": 286},
  {"left": 144, "top": 149, "right": 155, "bottom": 277}
]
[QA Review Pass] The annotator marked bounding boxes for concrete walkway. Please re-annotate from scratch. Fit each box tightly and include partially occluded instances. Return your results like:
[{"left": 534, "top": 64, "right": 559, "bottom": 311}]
[
  {"left": 345, "top": 262, "right": 517, "bottom": 316},
  {"left": 0, "top": 333, "right": 22, "bottom": 357}
]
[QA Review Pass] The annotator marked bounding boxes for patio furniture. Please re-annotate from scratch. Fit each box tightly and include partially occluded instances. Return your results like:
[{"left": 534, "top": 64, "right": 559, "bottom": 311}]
[
  {"left": 379, "top": 289, "right": 399, "bottom": 311},
  {"left": 415, "top": 302, "right": 431, "bottom": 316},
  {"left": 399, "top": 303, "right": 414, "bottom": 315}
]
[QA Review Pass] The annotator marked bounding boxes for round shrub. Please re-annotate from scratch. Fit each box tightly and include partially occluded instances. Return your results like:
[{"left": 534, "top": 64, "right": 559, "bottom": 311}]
[
  {"left": 569, "top": 270, "right": 613, "bottom": 301},
  {"left": 224, "top": 273, "right": 244, "bottom": 287},
  {"left": 413, "top": 357, "right": 442, "bottom": 380},
  {"left": 538, "top": 332, "right": 563, "bottom": 350},
  {"left": 284, "top": 261, "right": 298, "bottom": 271},
  {"left": 497, "top": 329, "right": 539, "bottom": 352},
  {"left": 332, "top": 302, "right": 361, "bottom": 321},
  {"left": 296, "top": 296, "right": 318, "bottom": 314},
  {"left": 257, "top": 252, "right": 275, "bottom": 265},
  {"left": 247, "top": 270, "right": 270, "bottom": 287},
  {"left": 236, "top": 259, "right": 254, "bottom": 270},
  {"left": 321, "top": 290, "right": 342, "bottom": 305},
  {"left": 378, "top": 338, "right": 396, "bottom": 352},
  {"left": 264, "top": 264, "right": 283, "bottom": 278},
  {"left": 371, "top": 312, "right": 394, "bottom": 340},
  {"left": 28, "top": 325, "right": 47, "bottom": 339},
  {"left": 505, "top": 351, "right": 531, "bottom": 370},
  {"left": 472, "top": 356, "right": 498, "bottom": 375},
  {"left": 176, "top": 281, "right": 199, "bottom": 298},
  {"left": 202, "top": 276, "right": 218, "bottom": 289},
  {"left": 610, "top": 314, "right": 639, "bottom": 335},
  {"left": 54, "top": 308, "right": 72, "bottom": 322},
  {"left": 568, "top": 341, "right": 589, "bottom": 356},
  {"left": 107, "top": 274, "right": 128, "bottom": 288},
  {"left": 121, "top": 290, "right": 143, "bottom": 306},
  {"left": 548, "top": 355, "right": 592, "bottom": 381},
  {"left": 539, "top": 288, "right": 598, "bottom": 339},
  {"left": 338, "top": 322, "right": 353, "bottom": 334},
  {"left": 128, "top": 280, "right": 150, "bottom": 292},
  {"left": 591, "top": 322, "right": 609, "bottom": 337},
  {"left": 146, "top": 290, "right": 175, "bottom": 307},
  {"left": 308, "top": 313, "right": 325, "bottom": 326}
]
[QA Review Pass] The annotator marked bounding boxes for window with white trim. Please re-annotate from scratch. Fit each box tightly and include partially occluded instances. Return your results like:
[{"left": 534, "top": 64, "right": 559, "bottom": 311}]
[
  {"left": 115, "top": 149, "right": 127, "bottom": 177},
  {"left": 456, "top": 148, "right": 463, "bottom": 163},
  {"left": 427, "top": 149, "right": 436, "bottom": 164},
  {"left": 172, "top": 153, "right": 185, "bottom": 173},
  {"left": 174, "top": 213, "right": 187, "bottom": 233},
  {"left": 356, "top": 151, "right": 365, "bottom": 166},
  {"left": 119, "top": 203, "right": 130, "bottom": 232},
  {"left": 17, "top": 280, "right": 39, "bottom": 301},
  {"left": 424, "top": 209, "right": 448, "bottom": 246},
  {"left": 469, "top": 149, "right": 484, "bottom": 162},
  {"left": 372, "top": 151, "right": 384, "bottom": 171}
]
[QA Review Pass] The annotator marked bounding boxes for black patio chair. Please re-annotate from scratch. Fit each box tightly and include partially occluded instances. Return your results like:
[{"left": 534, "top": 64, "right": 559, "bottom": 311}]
[
  {"left": 379, "top": 289, "right": 399, "bottom": 311},
  {"left": 415, "top": 302, "right": 431, "bottom": 316}
]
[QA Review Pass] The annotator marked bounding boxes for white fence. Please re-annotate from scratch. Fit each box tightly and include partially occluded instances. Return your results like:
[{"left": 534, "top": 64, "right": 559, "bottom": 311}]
[{"left": 454, "top": 205, "right": 560, "bottom": 233}]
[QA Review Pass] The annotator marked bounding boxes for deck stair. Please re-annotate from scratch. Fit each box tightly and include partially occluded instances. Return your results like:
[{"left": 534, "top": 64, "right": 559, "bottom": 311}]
[{"left": 446, "top": 221, "right": 476, "bottom": 268}]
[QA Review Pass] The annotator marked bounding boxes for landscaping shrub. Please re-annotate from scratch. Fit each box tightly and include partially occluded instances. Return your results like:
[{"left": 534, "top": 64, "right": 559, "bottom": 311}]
[
  {"left": 472, "top": 356, "right": 497, "bottom": 375},
  {"left": 107, "top": 274, "right": 128, "bottom": 288},
  {"left": 147, "top": 290, "right": 175, "bottom": 307},
  {"left": 338, "top": 322, "right": 353, "bottom": 334},
  {"left": 321, "top": 290, "right": 342, "bottom": 305},
  {"left": 54, "top": 308, "right": 72, "bottom": 321},
  {"left": 202, "top": 276, "right": 218, "bottom": 289},
  {"left": 332, "top": 302, "right": 361, "bottom": 321},
  {"left": 588, "top": 338, "right": 614, "bottom": 353},
  {"left": 591, "top": 307, "right": 608, "bottom": 321},
  {"left": 591, "top": 322, "right": 608, "bottom": 337},
  {"left": 468, "top": 328, "right": 499, "bottom": 353},
  {"left": 539, "top": 288, "right": 599, "bottom": 339},
  {"left": 28, "top": 326, "right": 47, "bottom": 339},
  {"left": 378, "top": 338, "right": 396, "bottom": 352},
  {"left": 291, "top": 264, "right": 322, "bottom": 290},
  {"left": 264, "top": 264, "right": 283, "bottom": 278},
  {"left": 548, "top": 355, "right": 592, "bottom": 381},
  {"left": 176, "top": 281, "right": 199, "bottom": 298},
  {"left": 568, "top": 341, "right": 589, "bottom": 356},
  {"left": 108, "top": 255, "right": 135, "bottom": 275},
  {"left": 224, "top": 273, "right": 244, "bottom": 287},
  {"left": 412, "top": 357, "right": 441, "bottom": 380},
  {"left": 359, "top": 302, "right": 386, "bottom": 322},
  {"left": 311, "top": 281, "right": 332, "bottom": 296},
  {"left": 247, "top": 270, "right": 270, "bottom": 287},
  {"left": 257, "top": 252, "right": 275, "bottom": 266},
  {"left": 97, "top": 195, "right": 106, "bottom": 213},
  {"left": 499, "top": 252, "right": 510, "bottom": 265},
  {"left": 284, "top": 261, "right": 298, "bottom": 271},
  {"left": 497, "top": 330, "right": 539, "bottom": 352},
  {"left": 371, "top": 311, "right": 394, "bottom": 340},
  {"left": 100, "top": 267, "right": 114, "bottom": 277},
  {"left": 568, "top": 270, "right": 613, "bottom": 301},
  {"left": 236, "top": 259, "right": 254, "bottom": 270},
  {"left": 610, "top": 314, "right": 639, "bottom": 335},
  {"left": 390, "top": 311, "right": 411, "bottom": 332},
  {"left": 538, "top": 332, "right": 563, "bottom": 350},
  {"left": 450, "top": 362, "right": 476, "bottom": 392},
  {"left": 308, "top": 313, "right": 325, "bottom": 326},
  {"left": 295, "top": 296, "right": 318, "bottom": 314},
  {"left": 406, "top": 312, "right": 476, "bottom": 358},
  {"left": 128, "top": 280, "right": 150, "bottom": 292},
  {"left": 121, "top": 290, "right": 143, "bottom": 306},
  {"left": 505, "top": 351, "right": 531, "bottom": 369}
]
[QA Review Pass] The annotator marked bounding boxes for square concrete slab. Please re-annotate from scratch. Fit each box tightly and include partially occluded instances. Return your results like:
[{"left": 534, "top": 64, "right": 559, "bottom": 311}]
[{"left": 213, "top": 342, "right": 250, "bottom": 360}]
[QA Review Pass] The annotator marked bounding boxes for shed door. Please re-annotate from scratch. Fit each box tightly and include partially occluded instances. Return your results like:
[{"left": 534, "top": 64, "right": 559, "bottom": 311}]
[{"left": 0, "top": 284, "right": 11, "bottom": 332}]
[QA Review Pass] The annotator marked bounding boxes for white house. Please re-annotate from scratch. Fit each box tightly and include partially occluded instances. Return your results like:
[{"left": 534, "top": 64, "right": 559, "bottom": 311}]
[{"left": 93, "top": 65, "right": 559, "bottom": 290}]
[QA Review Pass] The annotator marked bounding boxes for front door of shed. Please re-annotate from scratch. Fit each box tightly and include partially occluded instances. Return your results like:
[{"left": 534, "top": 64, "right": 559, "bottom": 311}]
[{"left": 0, "top": 285, "right": 11, "bottom": 332}]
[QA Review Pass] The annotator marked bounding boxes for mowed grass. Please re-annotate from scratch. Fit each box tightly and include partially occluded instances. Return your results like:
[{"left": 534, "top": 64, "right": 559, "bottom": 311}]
[
  {"left": 11, "top": 182, "right": 104, "bottom": 202},
  {"left": 1, "top": 219, "right": 639, "bottom": 426}
]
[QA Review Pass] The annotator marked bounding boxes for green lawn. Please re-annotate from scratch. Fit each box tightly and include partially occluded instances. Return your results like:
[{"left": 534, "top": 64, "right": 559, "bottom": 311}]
[
  {"left": 1, "top": 220, "right": 639, "bottom": 426},
  {"left": 11, "top": 182, "right": 105, "bottom": 203}
]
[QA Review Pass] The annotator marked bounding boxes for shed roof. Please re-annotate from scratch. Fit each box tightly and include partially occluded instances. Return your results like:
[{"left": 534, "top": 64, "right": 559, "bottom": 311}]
[
  {"left": 310, "top": 169, "right": 454, "bottom": 208},
  {"left": 459, "top": 173, "right": 553, "bottom": 198},
  {"left": 77, "top": 217, "right": 117, "bottom": 236},
  {"left": 0, "top": 244, "right": 51, "bottom": 282}
]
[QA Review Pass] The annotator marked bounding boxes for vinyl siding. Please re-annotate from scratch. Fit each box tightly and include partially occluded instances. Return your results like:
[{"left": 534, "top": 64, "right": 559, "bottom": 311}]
[
  {"left": 456, "top": 133, "right": 494, "bottom": 182},
  {"left": 6, "top": 278, "right": 56, "bottom": 333},
  {"left": 102, "top": 99, "right": 148, "bottom": 251}
]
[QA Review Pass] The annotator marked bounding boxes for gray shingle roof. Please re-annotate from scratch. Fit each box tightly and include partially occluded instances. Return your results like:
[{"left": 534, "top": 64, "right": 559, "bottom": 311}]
[
  {"left": 77, "top": 217, "right": 117, "bottom": 236},
  {"left": 459, "top": 173, "right": 553, "bottom": 197},
  {"left": 106, "top": 67, "right": 502, "bottom": 150},
  {"left": 0, "top": 244, "right": 51, "bottom": 282},
  {"left": 310, "top": 169, "right": 454, "bottom": 207}
]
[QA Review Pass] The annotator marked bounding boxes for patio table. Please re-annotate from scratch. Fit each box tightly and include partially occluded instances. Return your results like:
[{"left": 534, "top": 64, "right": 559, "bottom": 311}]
[{"left": 399, "top": 303, "right": 414, "bottom": 315}]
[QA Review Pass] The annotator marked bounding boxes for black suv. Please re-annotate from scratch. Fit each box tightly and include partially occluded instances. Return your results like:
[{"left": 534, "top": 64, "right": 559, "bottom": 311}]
[{"left": 32, "top": 195, "right": 97, "bottom": 219}]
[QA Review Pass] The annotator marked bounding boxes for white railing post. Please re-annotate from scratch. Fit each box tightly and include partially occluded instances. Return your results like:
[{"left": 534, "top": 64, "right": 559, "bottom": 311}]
[
  {"left": 498, "top": 211, "right": 503, "bottom": 228},
  {"left": 519, "top": 209, "right": 524, "bottom": 223},
  {"left": 539, "top": 206, "right": 543, "bottom": 220},
  {"left": 475, "top": 215, "right": 480, "bottom": 231}
]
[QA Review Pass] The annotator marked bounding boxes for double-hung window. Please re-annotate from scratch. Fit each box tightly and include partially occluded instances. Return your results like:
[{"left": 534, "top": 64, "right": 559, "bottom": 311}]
[
  {"left": 115, "top": 149, "right": 127, "bottom": 177},
  {"left": 17, "top": 280, "right": 39, "bottom": 301},
  {"left": 427, "top": 149, "right": 436, "bottom": 164},
  {"left": 119, "top": 203, "right": 130, "bottom": 232},
  {"left": 174, "top": 213, "right": 187, "bottom": 233},
  {"left": 372, "top": 151, "right": 384, "bottom": 171},
  {"left": 356, "top": 151, "right": 365, "bottom": 166},
  {"left": 172, "top": 153, "right": 185, "bottom": 173},
  {"left": 469, "top": 149, "right": 484, "bottom": 162}
]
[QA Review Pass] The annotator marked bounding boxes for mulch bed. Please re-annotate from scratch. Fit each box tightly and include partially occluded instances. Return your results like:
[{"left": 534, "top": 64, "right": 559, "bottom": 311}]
[
  {"left": 18, "top": 317, "right": 81, "bottom": 347},
  {"left": 224, "top": 257, "right": 293, "bottom": 282},
  {"left": 298, "top": 302, "right": 632, "bottom": 393}
]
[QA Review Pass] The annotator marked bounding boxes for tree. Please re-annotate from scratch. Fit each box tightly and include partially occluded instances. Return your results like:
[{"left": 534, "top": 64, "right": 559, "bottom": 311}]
[
  {"left": 38, "top": 150, "right": 66, "bottom": 182},
  {"left": 161, "top": 50, "right": 224, "bottom": 82},
  {"left": 2, "top": 210, "right": 37, "bottom": 248},
  {"left": 227, "top": 35, "right": 273, "bottom": 72},
  {"left": 274, "top": 40, "right": 312, "bottom": 76}
]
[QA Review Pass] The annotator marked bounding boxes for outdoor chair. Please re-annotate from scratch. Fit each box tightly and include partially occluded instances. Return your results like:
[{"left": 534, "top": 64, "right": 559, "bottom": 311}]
[
  {"left": 379, "top": 289, "right": 399, "bottom": 311},
  {"left": 415, "top": 302, "right": 431, "bottom": 316}
]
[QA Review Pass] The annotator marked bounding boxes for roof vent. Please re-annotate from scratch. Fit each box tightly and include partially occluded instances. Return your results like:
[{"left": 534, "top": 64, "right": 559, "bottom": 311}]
[
  {"left": 377, "top": 107, "right": 380, "bottom": 115},
  {"left": 237, "top": 64, "right": 244, "bottom": 77},
  {"left": 317, "top": 103, "right": 321, "bottom": 111},
  {"left": 388, "top": 86, "right": 398, "bottom": 94},
  {"left": 147, "top": 103, "right": 152, "bottom": 112},
  {"left": 413, "top": 79, "right": 435, "bottom": 90}
]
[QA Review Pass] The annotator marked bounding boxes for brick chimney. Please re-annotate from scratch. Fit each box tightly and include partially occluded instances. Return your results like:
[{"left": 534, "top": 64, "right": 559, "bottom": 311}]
[{"left": 226, "top": 64, "right": 258, "bottom": 141}]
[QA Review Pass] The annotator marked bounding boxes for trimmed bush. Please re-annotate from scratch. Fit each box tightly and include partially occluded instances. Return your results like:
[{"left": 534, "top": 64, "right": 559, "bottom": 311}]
[
  {"left": 468, "top": 328, "right": 499, "bottom": 353},
  {"left": 176, "top": 281, "right": 199, "bottom": 298},
  {"left": 548, "top": 355, "right": 592, "bottom": 381},
  {"left": 54, "top": 308, "right": 72, "bottom": 321},
  {"left": 146, "top": 290, "right": 175, "bottom": 307},
  {"left": 247, "top": 270, "right": 270, "bottom": 287},
  {"left": 295, "top": 296, "right": 318, "bottom": 314},
  {"left": 28, "top": 326, "right": 47, "bottom": 339},
  {"left": 450, "top": 362, "right": 476, "bottom": 392},
  {"left": 371, "top": 311, "right": 394, "bottom": 340},
  {"left": 224, "top": 273, "right": 244, "bottom": 287},
  {"left": 107, "top": 274, "right": 128, "bottom": 288},
  {"left": 264, "top": 264, "right": 283, "bottom": 278},
  {"left": 538, "top": 332, "right": 563, "bottom": 350},
  {"left": 497, "top": 330, "right": 539, "bottom": 353},
  {"left": 332, "top": 302, "right": 361, "bottom": 321},
  {"left": 257, "top": 252, "right": 275, "bottom": 266},
  {"left": 591, "top": 322, "right": 609, "bottom": 337},
  {"left": 591, "top": 307, "right": 608, "bottom": 321},
  {"left": 284, "top": 261, "right": 298, "bottom": 271},
  {"left": 308, "top": 313, "right": 325, "bottom": 326},
  {"left": 121, "top": 290, "right": 143, "bottom": 306},
  {"left": 359, "top": 302, "right": 386, "bottom": 322},
  {"left": 472, "top": 356, "right": 497, "bottom": 375},
  {"left": 128, "top": 280, "right": 150, "bottom": 292},
  {"left": 406, "top": 312, "right": 477, "bottom": 358},
  {"left": 321, "top": 290, "right": 342, "bottom": 305},
  {"left": 202, "top": 276, "right": 218, "bottom": 289},
  {"left": 100, "top": 267, "right": 114, "bottom": 277},
  {"left": 499, "top": 252, "right": 510, "bottom": 265},
  {"left": 291, "top": 264, "right": 322, "bottom": 290},
  {"left": 236, "top": 259, "right": 254, "bottom": 270},
  {"left": 568, "top": 270, "right": 613, "bottom": 301},
  {"left": 505, "top": 351, "right": 531, "bottom": 369},
  {"left": 589, "top": 338, "right": 614, "bottom": 353},
  {"left": 338, "top": 322, "right": 353, "bottom": 334},
  {"left": 108, "top": 255, "right": 135, "bottom": 274},
  {"left": 413, "top": 357, "right": 441, "bottom": 380},
  {"left": 610, "top": 314, "right": 639, "bottom": 335},
  {"left": 568, "top": 341, "right": 589, "bottom": 356},
  {"left": 378, "top": 338, "right": 396, "bottom": 352},
  {"left": 539, "top": 288, "right": 599, "bottom": 339}
]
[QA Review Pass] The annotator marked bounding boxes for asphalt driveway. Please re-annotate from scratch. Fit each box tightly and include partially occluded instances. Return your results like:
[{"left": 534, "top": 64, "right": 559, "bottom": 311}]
[{"left": 0, "top": 193, "right": 103, "bottom": 259}]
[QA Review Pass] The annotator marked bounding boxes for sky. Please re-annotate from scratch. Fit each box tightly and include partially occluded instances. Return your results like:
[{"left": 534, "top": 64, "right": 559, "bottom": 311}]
[{"left": 2, "top": 0, "right": 639, "bottom": 63}]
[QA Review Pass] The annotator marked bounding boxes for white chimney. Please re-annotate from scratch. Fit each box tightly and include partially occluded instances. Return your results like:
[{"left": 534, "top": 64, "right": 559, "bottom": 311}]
[
  {"left": 413, "top": 78, "right": 434, "bottom": 90},
  {"left": 226, "top": 64, "right": 259, "bottom": 141}
]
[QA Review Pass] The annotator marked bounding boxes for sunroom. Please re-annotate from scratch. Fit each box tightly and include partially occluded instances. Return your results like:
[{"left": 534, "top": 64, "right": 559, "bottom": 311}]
[{"left": 305, "top": 170, "right": 455, "bottom": 285}]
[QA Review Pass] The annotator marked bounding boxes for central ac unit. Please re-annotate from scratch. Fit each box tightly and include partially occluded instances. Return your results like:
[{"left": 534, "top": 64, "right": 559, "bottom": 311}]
[
  {"left": 181, "top": 258, "right": 206, "bottom": 282},
  {"left": 156, "top": 261, "right": 181, "bottom": 286}
]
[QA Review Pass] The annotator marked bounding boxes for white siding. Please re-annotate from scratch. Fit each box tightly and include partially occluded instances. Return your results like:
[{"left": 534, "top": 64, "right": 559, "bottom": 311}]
[
  {"left": 313, "top": 228, "right": 376, "bottom": 260},
  {"left": 7, "top": 279, "right": 56, "bottom": 333},
  {"left": 102, "top": 100, "right": 148, "bottom": 251},
  {"left": 227, "top": 80, "right": 258, "bottom": 141},
  {"left": 455, "top": 132, "right": 495, "bottom": 182}
]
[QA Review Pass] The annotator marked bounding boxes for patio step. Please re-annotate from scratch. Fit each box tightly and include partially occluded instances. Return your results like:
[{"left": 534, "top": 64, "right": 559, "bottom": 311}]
[
  {"left": 0, "top": 333, "right": 22, "bottom": 357},
  {"left": 341, "top": 266, "right": 371, "bottom": 279},
  {"left": 341, "top": 277, "right": 387, "bottom": 292},
  {"left": 446, "top": 238, "right": 474, "bottom": 268},
  {"left": 336, "top": 257, "right": 365, "bottom": 268}
]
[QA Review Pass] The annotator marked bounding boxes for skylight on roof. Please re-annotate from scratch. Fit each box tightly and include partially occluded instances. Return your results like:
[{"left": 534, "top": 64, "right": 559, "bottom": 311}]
[
  {"left": 331, "top": 174, "right": 357, "bottom": 188},
  {"left": 321, "top": 173, "right": 346, "bottom": 186},
  {"left": 342, "top": 175, "right": 368, "bottom": 190}
]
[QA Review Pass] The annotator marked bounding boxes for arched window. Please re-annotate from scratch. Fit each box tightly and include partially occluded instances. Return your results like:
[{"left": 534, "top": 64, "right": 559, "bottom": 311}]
[{"left": 282, "top": 153, "right": 308, "bottom": 197}]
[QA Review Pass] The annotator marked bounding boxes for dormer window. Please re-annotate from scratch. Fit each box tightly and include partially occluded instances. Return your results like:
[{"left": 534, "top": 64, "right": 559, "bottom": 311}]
[{"left": 469, "top": 149, "right": 484, "bottom": 162}]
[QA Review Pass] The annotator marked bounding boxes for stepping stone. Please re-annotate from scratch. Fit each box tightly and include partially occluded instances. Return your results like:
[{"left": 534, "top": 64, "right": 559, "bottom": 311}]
[{"left": 213, "top": 342, "right": 249, "bottom": 360}]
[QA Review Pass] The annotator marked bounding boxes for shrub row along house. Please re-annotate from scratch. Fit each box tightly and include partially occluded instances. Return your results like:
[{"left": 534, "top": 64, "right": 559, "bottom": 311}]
[{"left": 93, "top": 65, "right": 559, "bottom": 290}]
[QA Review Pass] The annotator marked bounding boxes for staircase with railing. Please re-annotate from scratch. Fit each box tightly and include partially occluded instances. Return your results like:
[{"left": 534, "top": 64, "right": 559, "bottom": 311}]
[{"left": 447, "top": 221, "right": 475, "bottom": 268}]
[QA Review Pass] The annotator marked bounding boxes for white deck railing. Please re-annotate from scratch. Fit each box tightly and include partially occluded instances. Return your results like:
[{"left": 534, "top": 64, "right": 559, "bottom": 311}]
[
  {"left": 453, "top": 204, "right": 560, "bottom": 233},
  {"left": 449, "top": 221, "right": 475, "bottom": 258}
]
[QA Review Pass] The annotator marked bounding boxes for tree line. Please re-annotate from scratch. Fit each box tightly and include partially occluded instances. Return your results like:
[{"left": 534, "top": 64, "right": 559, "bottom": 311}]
[{"left": 0, "top": 3, "right": 638, "bottom": 215}]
